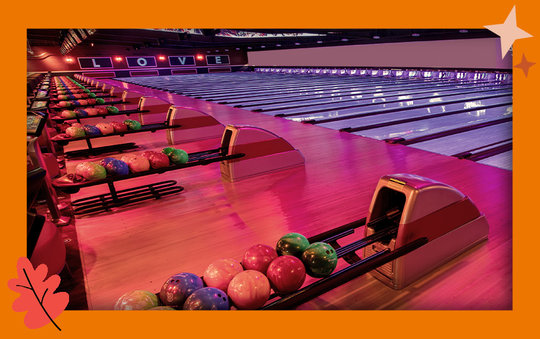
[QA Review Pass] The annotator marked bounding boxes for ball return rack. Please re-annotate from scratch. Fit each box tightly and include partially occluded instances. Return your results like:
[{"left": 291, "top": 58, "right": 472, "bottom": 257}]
[
  {"left": 53, "top": 125, "right": 305, "bottom": 215},
  {"left": 261, "top": 174, "right": 489, "bottom": 309}
]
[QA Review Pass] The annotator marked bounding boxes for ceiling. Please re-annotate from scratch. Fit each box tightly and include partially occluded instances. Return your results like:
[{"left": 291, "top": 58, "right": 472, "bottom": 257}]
[{"left": 27, "top": 29, "right": 498, "bottom": 54}]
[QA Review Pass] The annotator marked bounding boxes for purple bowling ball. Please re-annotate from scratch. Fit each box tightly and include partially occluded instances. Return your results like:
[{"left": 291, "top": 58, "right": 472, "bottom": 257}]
[
  {"left": 83, "top": 125, "right": 102, "bottom": 136},
  {"left": 183, "top": 287, "right": 230, "bottom": 310},
  {"left": 159, "top": 272, "right": 204, "bottom": 308},
  {"left": 105, "top": 159, "right": 130, "bottom": 176}
]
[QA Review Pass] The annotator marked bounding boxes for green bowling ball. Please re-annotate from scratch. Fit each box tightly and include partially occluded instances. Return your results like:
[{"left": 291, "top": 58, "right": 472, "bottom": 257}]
[
  {"left": 276, "top": 233, "right": 310, "bottom": 258},
  {"left": 162, "top": 147, "right": 176, "bottom": 156},
  {"left": 88, "top": 93, "right": 97, "bottom": 98},
  {"left": 107, "top": 106, "right": 119, "bottom": 114},
  {"left": 114, "top": 290, "right": 159, "bottom": 310},
  {"left": 96, "top": 98, "right": 105, "bottom": 104},
  {"left": 301, "top": 242, "right": 338, "bottom": 278},
  {"left": 124, "top": 119, "right": 141, "bottom": 130},
  {"left": 169, "top": 149, "right": 189, "bottom": 164},
  {"left": 84, "top": 88, "right": 91, "bottom": 93}
]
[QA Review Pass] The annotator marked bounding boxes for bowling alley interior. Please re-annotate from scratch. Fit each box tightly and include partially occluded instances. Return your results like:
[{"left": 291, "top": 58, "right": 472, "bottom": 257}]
[{"left": 27, "top": 29, "right": 512, "bottom": 310}]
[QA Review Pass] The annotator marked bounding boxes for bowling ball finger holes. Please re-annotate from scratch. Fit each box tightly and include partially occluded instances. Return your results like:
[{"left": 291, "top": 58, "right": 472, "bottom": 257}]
[{"left": 326, "top": 249, "right": 334, "bottom": 254}]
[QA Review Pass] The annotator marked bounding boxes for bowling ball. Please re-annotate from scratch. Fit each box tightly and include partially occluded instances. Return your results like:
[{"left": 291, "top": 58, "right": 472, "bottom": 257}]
[
  {"left": 84, "top": 88, "right": 91, "bottom": 93},
  {"left": 276, "top": 233, "right": 310, "bottom": 258},
  {"left": 58, "top": 101, "right": 71, "bottom": 108},
  {"left": 76, "top": 109, "right": 89, "bottom": 117},
  {"left": 86, "top": 98, "right": 97, "bottom": 105},
  {"left": 266, "top": 255, "right": 306, "bottom": 293},
  {"left": 70, "top": 122, "right": 83, "bottom": 129},
  {"left": 96, "top": 123, "right": 115, "bottom": 135},
  {"left": 103, "top": 159, "right": 130, "bottom": 176},
  {"left": 141, "top": 151, "right": 170, "bottom": 169},
  {"left": 227, "top": 270, "right": 271, "bottom": 310},
  {"left": 114, "top": 290, "right": 159, "bottom": 310},
  {"left": 74, "top": 94, "right": 82, "bottom": 99},
  {"left": 65, "top": 126, "right": 85, "bottom": 138},
  {"left": 159, "top": 272, "right": 204, "bottom": 308},
  {"left": 183, "top": 287, "right": 230, "bottom": 310},
  {"left": 60, "top": 110, "right": 77, "bottom": 119},
  {"left": 168, "top": 149, "right": 189, "bottom": 165},
  {"left": 242, "top": 244, "right": 278, "bottom": 274},
  {"left": 124, "top": 119, "right": 142, "bottom": 131},
  {"left": 111, "top": 121, "right": 129, "bottom": 133},
  {"left": 107, "top": 106, "right": 119, "bottom": 114},
  {"left": 120, "top": 154, "right": 150, "bottom": 173},
  {"left": 88, "top": 92, "right": 97, "bottom": 98},
  {"left": 203, "top": 258, "right": 244, "bottom": 292},
  {"left": 301, "top": 242, "right": 338, "bottom": 278},
  {"left": 74, "top": 162, "right": 107, "bottom": 181},
  {"left": 162, "top": 147, "right": 176, "bottom": 156},
  {"left": 148, "top": 306, "right": 175, "bottom": 310},
  {"left": 99, "top": 157, "right": 116, "bottom": 167},
  {"left": 86, "top": 108, "right": 99, "bottom": 116},
  {"left": 58, "top": 95, "right": 67, "bottom": 100},
  {"left": 96, "top": 106, "right": 108, "bottom": 115},
  {"left": 83, "top": 124, "right": 102, "bottom": 137},
  {"left": 96, "top": 98, "right": 106, "bottom": 104},
  {"left": 68, "top": 95, "right": 76, "bottom": 100},
  {"left": 79, "top": 99, "right": 88, "bottom": 106}
]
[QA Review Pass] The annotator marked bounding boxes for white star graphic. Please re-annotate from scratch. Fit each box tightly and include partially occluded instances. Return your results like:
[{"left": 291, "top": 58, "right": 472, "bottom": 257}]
[{"left": 485, "top": 6, "right": 533, "bottom": 58}]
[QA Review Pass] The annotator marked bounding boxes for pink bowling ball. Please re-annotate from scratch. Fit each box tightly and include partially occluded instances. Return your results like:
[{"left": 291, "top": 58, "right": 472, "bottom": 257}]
[
  {"left": 95, "top": 123, "right": 115, "bottom": 135},
  {"left": 203, "top": 258, "right": 244, "bottom": 292},
  {"left": 120, "top": 154, "right": 150, "bottom": 173},
  {"left": 227, "top": 270, "right": 270, "bottom": 310},
  {"left": 266, "top": 255, "right": 306, "bottom": 293},
  {"left": 242, "top": 244, "right": 278, "bottom": 274}
]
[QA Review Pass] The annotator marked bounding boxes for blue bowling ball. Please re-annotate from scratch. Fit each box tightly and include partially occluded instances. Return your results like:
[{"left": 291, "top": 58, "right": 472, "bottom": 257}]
[
  {"left": 105, "top": 159, "right": 130, "bottom": 176},
  {"left": 159, "top": 272, "right": 204, "bottom": 308},
  {"left": 83, "top": 125, "right": 102, "bottom": 136},
  {"left": 99, "top": 157, "right": 116, "bottom": 167},
  {"left": 183, "top": 287, "right": 230, "bottom": 310},
  {"left": 76, "top": 109, "right": 89, "bottom": 117}
]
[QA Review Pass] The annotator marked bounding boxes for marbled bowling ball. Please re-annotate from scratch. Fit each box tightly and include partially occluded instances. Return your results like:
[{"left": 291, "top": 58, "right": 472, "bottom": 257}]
[
  {"left": 159, "top": 272, "right": 204, "bottom": 308},
  {"left": 99, "top": 157, "right": 116, "bottom": 167},
  {"left": 183, "top": 287, "right": 230, "bottom": 310},
  {"left": 141, "top": 151, "right": 170, "bottom": 169},
  {"left": 203, "top": 258, "right": 244, "bottom": 292},
  {"left": 74, "top": 162, "right": 107, "bottom": 181},
  {"left": 96, "top": 98, "right": 106, "bottom": 104},
  {"left": 148, "top": 306, "right": 175, "bottom": 310},
  {"left": 266, "top": 255, "right": 306, "bottom": 293},
  {"left": 86, "top": 98, "right": 97, "bottom": 105},
  {"left": 107, "top": 106, "right": 119, "bottom": 114},
  {"left": 168, "top": 149, "right": 189, "bottom": 164},
  {"left": 124, "top": 119, "right": 142, "bottom": 131},
  {"left": 276, "top": 233, "right": 310, "bottom": 258},
  {"left": 65, "top": 126, "right": 85, "bottom": 138},
  {"left": 78, "top": 99, "right": 88, "bottom": 106},
  {"left": 95, "top": 123, "right": 115, "bottom": 135},
  {"left": 58, "top": 101, "right": 71, "bottom": 108},
  {"left": 301, "top": 242, "right": 338, "bottom": 278},
  {"left": 83, "top": 124, "right": 102, "bottom": 137},
  {"left": 74, "top": 93, "right": 82, "bottom": 99},
  {"left": 242, "top": 244, "right": 278, "bottom": 274},
  {"left": 110, "top": 121, "right": 129, "bottom": 133},
  {"left": 60, "top": 110, "right": 77, "bottom": 119},
  {"left": 103, "top": 159, "right": 130, "bottom": 176},
  {"left": 114, "top": 290, "right": 159, "bottom": 310},
  {"left": 120, "top": 154, "right": 151, "bottom": 173},
  {"left": 227, "top": 270, "right": 271, "bottom": 310}
]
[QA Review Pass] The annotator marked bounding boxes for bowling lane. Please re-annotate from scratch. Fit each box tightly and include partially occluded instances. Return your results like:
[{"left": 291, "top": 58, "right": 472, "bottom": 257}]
[
  {"left": 354, "top": 105, "right": 513, "bottom": 140},
  {"left": 231, "top": 81, "right": 502, "bottom": 108},
  {"left": 409, "top": 121, "right": 512, "bottom": 158},
  {"left": 477, "top": 150, "right": 513, "bottom": 170},
  {"left": 284, "top": 89, "right": 511, "bottom": 122},
  {"left": 246, "top": 84, "right": 510, "bottom": 113},
  {"left": 316, "top": 95, "right": 512, "bottom": 130}
]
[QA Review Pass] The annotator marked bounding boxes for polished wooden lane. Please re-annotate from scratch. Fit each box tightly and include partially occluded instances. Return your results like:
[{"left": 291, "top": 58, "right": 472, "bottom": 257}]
[{"left": 65, "top": 79, "right": 511, "bottom": 310}]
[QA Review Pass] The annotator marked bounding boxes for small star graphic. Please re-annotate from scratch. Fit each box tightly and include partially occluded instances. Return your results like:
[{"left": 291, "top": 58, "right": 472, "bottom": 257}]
[
  {"left": 485, "top": 6, "right": 533, "bottom": 58},
  {"left": 514, "top": 54, "right": 536, "bottom": 77}
]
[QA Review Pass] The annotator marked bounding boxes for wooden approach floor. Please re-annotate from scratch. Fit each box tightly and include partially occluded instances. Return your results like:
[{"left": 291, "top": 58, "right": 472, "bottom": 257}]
[{"left": 65, "top": 79, "right": 512, "bottom": 310}]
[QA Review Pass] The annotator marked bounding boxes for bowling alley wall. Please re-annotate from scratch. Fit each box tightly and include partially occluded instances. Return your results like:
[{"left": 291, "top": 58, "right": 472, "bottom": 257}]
[{"left": 247, "top": 38, "right": 512, "bottom": 70}]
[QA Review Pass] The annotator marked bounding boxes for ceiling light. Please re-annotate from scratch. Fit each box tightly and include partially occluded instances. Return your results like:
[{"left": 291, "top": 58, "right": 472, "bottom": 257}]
[
  {"left": 317, "top": 40, "right": 323, "bottom": 44},
  {"left": 411, "top": 33, "right": 420, "bottom": 37},
  {"left": 459, "top": 29, "right": 468, "bottom": 33},
  {"left": 373, "top": 35, "right": 380, "bottom": 39}
]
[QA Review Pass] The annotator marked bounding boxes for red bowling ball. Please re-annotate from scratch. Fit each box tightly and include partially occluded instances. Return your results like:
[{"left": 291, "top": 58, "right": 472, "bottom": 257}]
[
  {"left": 141, "top": 151, "right": 170, "bottom": 169},
  {"left": 266, "top": 255, "right": 306, "bottom": 293},
  {"left": 203, "top": 258, "right": 244, "bottom": 292},
  {"left": 242, "top": 244, "right": 278, "bottom": 274},
  {"left": 227, "top": 270, "right": 270, "bottom": 310}
]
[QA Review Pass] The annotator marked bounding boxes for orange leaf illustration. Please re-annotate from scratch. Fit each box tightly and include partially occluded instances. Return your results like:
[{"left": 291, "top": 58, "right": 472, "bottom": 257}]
[{"left": 7, "top": 257, "right": 69, "bottom": 330}]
